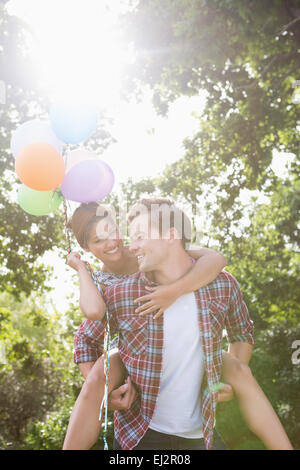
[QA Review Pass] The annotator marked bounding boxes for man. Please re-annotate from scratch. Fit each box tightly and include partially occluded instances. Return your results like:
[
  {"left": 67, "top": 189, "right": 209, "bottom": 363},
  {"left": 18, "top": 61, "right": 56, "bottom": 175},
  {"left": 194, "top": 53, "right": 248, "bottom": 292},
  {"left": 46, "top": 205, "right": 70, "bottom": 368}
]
[{"left": 74, "top": 198, "right": 255, "bottom": 450}]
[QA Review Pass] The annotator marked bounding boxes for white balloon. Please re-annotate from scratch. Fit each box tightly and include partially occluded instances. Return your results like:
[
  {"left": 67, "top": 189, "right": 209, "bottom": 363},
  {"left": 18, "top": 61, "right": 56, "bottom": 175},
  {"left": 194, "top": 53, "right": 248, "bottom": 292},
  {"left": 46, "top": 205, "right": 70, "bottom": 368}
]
[
  {"left": 11, "top": 119, "right": 63, "bottom": 158},
  {"left": 64, "top": 148, "right": 99, "bottom": 173}
]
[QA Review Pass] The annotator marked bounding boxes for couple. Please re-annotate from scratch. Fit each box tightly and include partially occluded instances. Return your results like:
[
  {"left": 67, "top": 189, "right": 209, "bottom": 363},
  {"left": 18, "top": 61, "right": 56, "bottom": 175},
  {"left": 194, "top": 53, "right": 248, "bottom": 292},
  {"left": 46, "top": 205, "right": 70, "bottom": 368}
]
[{"left": 63, "top": 197, "right": 292, "bottom": 450}]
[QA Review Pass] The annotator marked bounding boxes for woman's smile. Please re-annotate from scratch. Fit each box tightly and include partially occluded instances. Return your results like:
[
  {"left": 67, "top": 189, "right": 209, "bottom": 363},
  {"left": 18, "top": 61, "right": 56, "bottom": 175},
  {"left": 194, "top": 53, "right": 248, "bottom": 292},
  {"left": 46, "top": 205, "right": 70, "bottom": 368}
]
[{"left": 104, "top": 246, "right": 120, "bottom": 255}]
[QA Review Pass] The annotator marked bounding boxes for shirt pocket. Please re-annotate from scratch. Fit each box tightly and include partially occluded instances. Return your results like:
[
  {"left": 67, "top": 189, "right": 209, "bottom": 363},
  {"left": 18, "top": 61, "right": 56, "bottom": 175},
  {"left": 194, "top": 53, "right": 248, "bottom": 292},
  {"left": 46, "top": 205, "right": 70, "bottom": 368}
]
[
  {"left": 118, "top": 314, "right": 148, "bottom": 356},
  {"left": 208, "top": 300, "right": 227, "bottom": 342}
]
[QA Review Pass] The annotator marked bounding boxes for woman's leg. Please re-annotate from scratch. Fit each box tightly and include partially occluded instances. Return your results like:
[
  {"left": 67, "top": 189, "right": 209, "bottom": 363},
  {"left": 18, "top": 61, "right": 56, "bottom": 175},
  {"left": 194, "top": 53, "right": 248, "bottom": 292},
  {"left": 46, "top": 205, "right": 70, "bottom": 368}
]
[
  {"left": 63, "top": 349, "right": 126, "bottom": 450},
  {"left": 221, "top": 351, "right": 293, "bottom": 450}
]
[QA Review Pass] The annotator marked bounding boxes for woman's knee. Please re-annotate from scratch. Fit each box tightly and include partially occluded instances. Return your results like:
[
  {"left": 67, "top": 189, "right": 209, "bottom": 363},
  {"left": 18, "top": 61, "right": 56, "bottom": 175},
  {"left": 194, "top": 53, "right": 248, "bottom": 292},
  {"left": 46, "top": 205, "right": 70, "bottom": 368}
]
[
  {"left": 232, "top": 360, "right": 253, "bottom": 381},
  {"left": 223, "top": 353, "right": 253, "bottom": 385},
  {"left": 81, "top": 356, "right": 105, "bottom": 399}
]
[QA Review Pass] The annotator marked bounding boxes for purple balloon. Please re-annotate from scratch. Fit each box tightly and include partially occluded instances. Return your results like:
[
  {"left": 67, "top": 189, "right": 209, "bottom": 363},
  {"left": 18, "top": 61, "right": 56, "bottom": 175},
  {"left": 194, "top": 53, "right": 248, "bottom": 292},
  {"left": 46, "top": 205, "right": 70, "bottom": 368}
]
[{"left": 61, "top": 159, "right": 114, "bottom": 203}]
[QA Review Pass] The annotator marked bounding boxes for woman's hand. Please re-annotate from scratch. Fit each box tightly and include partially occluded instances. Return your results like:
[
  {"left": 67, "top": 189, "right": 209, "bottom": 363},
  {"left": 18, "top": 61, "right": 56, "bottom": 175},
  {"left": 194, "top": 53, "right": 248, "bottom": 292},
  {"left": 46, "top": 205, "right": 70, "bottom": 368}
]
[
  {"left": 67, "top": 251, "right": 86, "bottom": 272},
  {"left": 134, "top": 284, "right": 179, "bottom": 320},
  {"left": 216, "top": 383, "right": 234, "bottom": 402}
]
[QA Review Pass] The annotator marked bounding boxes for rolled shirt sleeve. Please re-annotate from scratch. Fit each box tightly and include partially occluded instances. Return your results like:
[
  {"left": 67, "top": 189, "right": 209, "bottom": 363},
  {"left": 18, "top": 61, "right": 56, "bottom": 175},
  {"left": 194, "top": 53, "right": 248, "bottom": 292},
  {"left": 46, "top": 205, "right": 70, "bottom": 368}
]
[
  {"left": 73, "top": 313, "right": 120, "bottom": 363},
  {"left": 224, "top": 272, "right": 255, "bottom": 345},
  {"left": 73, "top": 282, "right": 119, "bottom": 364},
  {"left": 73, "top": 318, "right": 107, "bottom": 364}
]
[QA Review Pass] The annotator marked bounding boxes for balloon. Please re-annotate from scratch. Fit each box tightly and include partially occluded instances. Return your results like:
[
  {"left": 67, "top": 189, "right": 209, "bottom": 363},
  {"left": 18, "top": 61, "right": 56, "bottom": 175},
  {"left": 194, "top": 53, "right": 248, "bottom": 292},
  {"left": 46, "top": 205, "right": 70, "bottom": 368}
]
[
  {"left": 65, "top": 148, "right": 98, "bottom": 173},
  {"left": 17, "top": 185, "right": 63, "bottom": 216},
  {"left": 61, "top": 159, "right": 114, "bottom": 202},
  {"left": 15, "top": 142, "right": 65, "bottom": 191},
  {"left": 50, "top": 98, "right": 98, "bottom": 144},
  {"left": 10, "top": 119, "right": 63, "bottom": 158}
]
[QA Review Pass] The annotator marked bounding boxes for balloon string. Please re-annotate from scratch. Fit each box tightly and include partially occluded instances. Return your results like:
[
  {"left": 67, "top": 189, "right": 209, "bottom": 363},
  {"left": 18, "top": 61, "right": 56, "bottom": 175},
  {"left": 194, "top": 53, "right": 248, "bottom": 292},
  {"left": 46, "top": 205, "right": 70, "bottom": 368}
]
[
  {"left": 63, "top": 197, "right": 72, "bottom": 254},
  {"left": 85, "top": 262, "right": 111, "bottom": 450},
  {"left": 62, "top": 145, "right": 72, "bottom": 254}
]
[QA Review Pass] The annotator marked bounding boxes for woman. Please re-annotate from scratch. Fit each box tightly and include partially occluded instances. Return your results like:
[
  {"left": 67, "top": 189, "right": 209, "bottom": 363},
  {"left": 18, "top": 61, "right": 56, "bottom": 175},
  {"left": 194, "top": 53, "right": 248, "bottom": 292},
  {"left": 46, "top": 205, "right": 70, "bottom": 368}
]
[{"left": 63, "top": 202, "right": 292, "bottom": 450}]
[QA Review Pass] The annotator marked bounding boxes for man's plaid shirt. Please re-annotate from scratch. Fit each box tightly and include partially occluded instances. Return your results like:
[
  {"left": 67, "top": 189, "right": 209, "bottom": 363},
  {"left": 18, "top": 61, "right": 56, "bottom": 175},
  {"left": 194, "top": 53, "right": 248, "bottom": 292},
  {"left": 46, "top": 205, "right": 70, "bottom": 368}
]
[{"left": 73, "top": 270, "right": 255, "bottom": 450}]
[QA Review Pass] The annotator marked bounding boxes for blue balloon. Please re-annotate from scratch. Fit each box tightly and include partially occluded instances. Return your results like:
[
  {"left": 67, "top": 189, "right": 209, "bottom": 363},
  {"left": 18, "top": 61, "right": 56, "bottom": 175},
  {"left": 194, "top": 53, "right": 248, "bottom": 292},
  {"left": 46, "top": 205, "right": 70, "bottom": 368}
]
[{"left": 50, "top": 99, "right": 98, "bottom": 144}]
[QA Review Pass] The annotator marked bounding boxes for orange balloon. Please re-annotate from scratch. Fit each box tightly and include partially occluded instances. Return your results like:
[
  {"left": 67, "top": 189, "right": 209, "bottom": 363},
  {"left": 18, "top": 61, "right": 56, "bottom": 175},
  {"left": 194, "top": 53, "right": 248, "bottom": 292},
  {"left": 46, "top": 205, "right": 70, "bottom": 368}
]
[{"left": 15, "top": 142, "right": 65, "bottom": 191}]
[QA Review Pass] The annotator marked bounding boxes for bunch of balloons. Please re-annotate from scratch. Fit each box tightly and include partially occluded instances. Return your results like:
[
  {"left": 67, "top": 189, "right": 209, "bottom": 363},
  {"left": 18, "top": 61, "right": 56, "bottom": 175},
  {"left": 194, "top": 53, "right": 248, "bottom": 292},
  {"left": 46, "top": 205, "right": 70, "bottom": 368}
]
[{"left": 11, "top": 99, "right": 114, "bottom": 216}]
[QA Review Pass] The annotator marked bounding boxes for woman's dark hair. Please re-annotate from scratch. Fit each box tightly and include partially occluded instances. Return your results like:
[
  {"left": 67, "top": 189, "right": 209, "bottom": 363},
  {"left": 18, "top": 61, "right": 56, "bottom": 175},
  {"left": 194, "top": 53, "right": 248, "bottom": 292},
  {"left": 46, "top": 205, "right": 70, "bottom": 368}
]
[{"left": 67, "top": 202, "right": 111, "bottom": 249}]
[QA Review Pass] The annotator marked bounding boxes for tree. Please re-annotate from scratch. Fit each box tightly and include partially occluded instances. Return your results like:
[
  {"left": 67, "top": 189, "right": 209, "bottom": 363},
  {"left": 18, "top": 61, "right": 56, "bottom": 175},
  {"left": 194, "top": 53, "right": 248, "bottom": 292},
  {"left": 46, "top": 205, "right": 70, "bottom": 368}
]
[
  {"left": 0, "top": 4, "right": 116, "bottom": 298},
  {"left": 0, "top": 296, "right": 61, "bottom": 448},
  {"left": 0, "top": 5, "right": 67, "bottom": 297},
  {"left": 121, "top": 0, "right": 300, "bottom": 228},
  {"left": 0, "top": 290, "right": 114, "bottom": 450},
  {"left": 120, "top": 0, "right": 300, "bottom": 327}
]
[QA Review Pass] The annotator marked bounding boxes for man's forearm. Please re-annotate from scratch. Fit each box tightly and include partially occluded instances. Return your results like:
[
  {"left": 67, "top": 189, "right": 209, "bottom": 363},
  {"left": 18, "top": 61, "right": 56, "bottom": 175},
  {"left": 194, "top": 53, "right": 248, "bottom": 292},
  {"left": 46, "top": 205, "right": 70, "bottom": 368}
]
[
  {"left": 228, "top": 342, "right": 253, "bottom": 365},
  {"left": 78, "top": 361, "right": 95, "bottom": 379}
]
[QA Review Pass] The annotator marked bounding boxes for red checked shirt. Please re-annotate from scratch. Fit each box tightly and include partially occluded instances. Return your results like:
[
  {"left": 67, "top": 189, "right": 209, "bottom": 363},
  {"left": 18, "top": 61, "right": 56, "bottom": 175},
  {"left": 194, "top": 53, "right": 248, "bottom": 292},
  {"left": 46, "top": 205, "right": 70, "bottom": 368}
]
[{"left": 73, "top": 270, "right": 255, "bottom": 450}]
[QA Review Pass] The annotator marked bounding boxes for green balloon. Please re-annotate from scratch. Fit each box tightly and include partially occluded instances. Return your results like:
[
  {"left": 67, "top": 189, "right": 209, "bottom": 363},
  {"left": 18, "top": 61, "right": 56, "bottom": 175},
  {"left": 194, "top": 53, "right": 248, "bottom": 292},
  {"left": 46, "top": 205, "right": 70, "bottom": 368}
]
[{"left": 18, "top": 184, "right": 63, "bottom": 216}]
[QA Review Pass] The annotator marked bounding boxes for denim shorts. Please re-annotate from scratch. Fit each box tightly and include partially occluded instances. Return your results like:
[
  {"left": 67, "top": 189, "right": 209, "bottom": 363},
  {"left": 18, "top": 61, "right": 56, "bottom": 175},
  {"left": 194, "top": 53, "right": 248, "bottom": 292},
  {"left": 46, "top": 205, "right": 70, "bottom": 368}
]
[{"left": 113, "top": 428, "right": 227, "bottom": 450}]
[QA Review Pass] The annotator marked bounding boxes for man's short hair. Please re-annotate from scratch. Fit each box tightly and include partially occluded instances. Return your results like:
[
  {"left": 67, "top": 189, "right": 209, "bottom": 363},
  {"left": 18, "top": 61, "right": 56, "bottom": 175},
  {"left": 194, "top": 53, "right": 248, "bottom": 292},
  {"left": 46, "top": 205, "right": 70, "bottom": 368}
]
[{"left": 128, "top": 197, "right": 192, "bottom": 249}]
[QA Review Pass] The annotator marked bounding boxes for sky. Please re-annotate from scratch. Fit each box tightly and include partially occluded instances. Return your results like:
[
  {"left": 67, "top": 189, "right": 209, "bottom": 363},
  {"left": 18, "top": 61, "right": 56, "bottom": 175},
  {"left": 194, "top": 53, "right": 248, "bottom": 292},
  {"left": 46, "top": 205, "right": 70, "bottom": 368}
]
[{"left": 6, "top": 0, "right": 295, "bottom": 314}]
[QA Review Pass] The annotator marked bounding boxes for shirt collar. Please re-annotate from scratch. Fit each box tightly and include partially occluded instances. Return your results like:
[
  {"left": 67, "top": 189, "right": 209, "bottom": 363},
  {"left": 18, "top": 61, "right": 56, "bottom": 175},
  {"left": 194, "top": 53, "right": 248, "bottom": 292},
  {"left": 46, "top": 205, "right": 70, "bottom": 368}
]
[{"left": 140, "top": 271, "right": 158, "bottom": 286}]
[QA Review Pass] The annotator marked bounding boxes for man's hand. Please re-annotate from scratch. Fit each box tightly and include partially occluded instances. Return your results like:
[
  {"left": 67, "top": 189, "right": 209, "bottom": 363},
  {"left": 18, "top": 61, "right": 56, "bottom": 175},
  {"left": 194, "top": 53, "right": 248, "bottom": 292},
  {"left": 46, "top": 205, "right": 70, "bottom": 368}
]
[
  {"left": 216, "top": 383, "right": 234, "bottom": 402},
  {"left": 108, "top": 377, "right": 138, "bottom": 411}
]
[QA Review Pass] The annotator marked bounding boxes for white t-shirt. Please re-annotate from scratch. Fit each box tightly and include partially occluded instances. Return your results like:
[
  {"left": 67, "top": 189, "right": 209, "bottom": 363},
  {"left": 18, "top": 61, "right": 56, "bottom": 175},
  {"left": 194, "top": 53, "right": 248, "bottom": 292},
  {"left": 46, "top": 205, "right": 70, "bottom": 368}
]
[{"left": 149, "top": 293, "right": 205, "bottom": 438}]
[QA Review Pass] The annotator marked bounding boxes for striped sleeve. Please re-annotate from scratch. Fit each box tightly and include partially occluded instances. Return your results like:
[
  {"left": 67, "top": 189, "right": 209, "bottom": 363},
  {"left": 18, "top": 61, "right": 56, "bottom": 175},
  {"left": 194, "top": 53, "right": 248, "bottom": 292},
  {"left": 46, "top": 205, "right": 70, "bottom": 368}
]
[
  {"left": 73, "top": 312, "right": 118, "bottom": 364},
  {"left": 224, "top": 273, "right": 255, "bottom": 345}
]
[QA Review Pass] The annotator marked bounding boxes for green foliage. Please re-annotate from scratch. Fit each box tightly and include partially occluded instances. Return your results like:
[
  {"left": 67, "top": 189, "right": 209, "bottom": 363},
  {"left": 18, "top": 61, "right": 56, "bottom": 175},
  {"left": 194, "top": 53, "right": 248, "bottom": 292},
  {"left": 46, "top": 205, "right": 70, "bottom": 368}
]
[
  {"left": 0, "top": 292, "right": 83, "bottom": 449},
  {"left": 24, "top": 403, "right": 114, "bottom": 450},
  {"left": 0, "top": 358, "right": 62, "bottom": 448},
  {"left": 0, "top": 5, "right": 115, "bottom": 299},
  {"left": 23, "top": 404, "right": 73, "bottom": 450},
  {"left": 251, "top": 322, "right": 300, "bottom": 447},
  {"left": 0, "top": 289, "right": 116, "bottom": 450},
  {"left": 0, "top": 6, "right": 67, "bottom": 298},
  {"left": 222, "top": 175, "right": 300, "bottom": 325},
  {"left": 122, "top": 0, "right": 300, "bottom": 237},
  {"left": 0, "top": 0, "right": 299, "bottom": 451},
  {"left": 216, "top": 396, "right": 266, "bottom": 450}
]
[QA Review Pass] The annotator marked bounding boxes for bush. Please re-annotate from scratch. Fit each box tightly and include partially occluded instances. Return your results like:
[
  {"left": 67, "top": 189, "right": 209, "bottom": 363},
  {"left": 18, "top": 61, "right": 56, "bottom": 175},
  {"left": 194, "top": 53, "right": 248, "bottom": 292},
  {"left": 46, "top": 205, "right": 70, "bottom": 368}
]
[
  {"left": 216, "top": 321, "right": 300, "bottom": 450},
  {"left": 0, "top": 357, "right": 62, "bottom": 449},
  {"left": 24, "top": 399, "right": 115, "bottom": 450}
]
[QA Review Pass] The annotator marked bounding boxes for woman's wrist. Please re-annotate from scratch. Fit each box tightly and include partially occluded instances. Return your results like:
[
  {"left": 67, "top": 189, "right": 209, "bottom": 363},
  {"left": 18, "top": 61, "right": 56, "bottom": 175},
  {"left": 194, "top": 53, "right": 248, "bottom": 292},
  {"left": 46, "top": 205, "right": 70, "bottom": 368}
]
[
  {"left": 77, "top": 261, "right": 89, "bottom": 274},
  {"left": 168, "top": 279, "right": 186, "bottom": 298}
]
